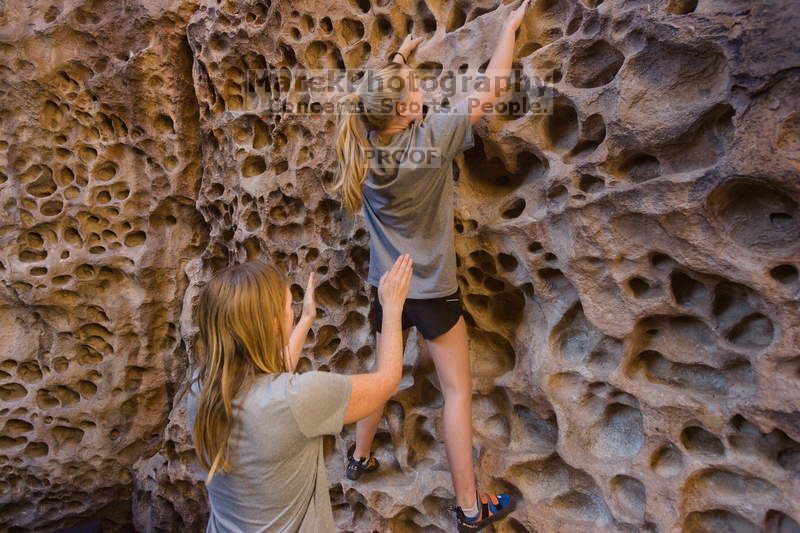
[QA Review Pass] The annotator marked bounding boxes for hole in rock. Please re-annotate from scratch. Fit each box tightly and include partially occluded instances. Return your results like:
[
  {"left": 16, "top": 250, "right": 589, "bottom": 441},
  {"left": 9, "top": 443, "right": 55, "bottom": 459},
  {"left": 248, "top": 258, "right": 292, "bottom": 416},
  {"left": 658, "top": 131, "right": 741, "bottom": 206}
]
[
  {"left": 351, "top": 0, "right": 370, "bottom": 13},
  {"left": 544, "top": 96, "right": 579, "bottom": 151},
  {"left": 571, "top": 115, "right": 607, "bottom": 158},
  {"left": 519, "top": 41, "right": 541, "bottom": 57},
  {"left": 726, "top": 313, "right": 774, "bottom": 350},
  {"left": 665, "top": 103, "right": 734, "bottom": 172},
  {"left": 670, "top": 271, "right": 707, "bottom": 307},
  {"left": 770, "top": 264, "right": 798, "bottom": 284},
  {"left": 630, "top": 349, "right": 750, "bottom": 396},
  {"left": 552, "top": 303, "right": 599, "bottom": 364},
  {"left": 484, "top": 276, "right": 505, "bottom": 293},
  {"left": 620, "top": 153, "right": 660, "bottom": 182},
  {"left": 590, "top": 402, "right": 644, "bottom": 459},
  {"left": 446, "top": 5, "right": 466, "bottom": 32},
  {"left": 242, "top": 155, "right": 267, "bottom": 177},
  {"left": 92, "top": 161, "right": 117, "bottom": 181},
  {"left": 627, "top": 277, "right": 652, "bottom": 297},
  {"left": 609, "top": 475, "right": 645, "bottom": 522},
  {"left": 651, "top": 443, "right": 683, "bottom": 477},
  {"left": 708, "top": 179, "right": 800, "bottom": 252},
  {"left": 770, "top": 212, "right": 793, "bottom": 225},
  {"left": 463, "top": 136, "right": 547, "bottom": 196},
  {"left": 470, "top": 250, "right": 497, "bottom": 274},
  {"left": 488, "top": 288, "right": 525, "bottom": 327},
  {"left": 550, "top": 489, "right": 612, "bottom": 523},
  {"left": 154, "top": 114, "right": 175, "bottom": 134},
  {"left": 417, "top": 61, "right": 443, "bottom": 79},
  {"left": 547, "top": 184, "right": 568, "bottom": 204},
  {"left": 375, "top": 16, "right": 392, "bottom": 39},
  {"left": 528, "top": 241, "right": 543, "bottom": 253},
  {"left": 566, "top": 40, "right": 625, "bottom": 88},
  {"left": 765, "top": 510, "right": 800, "bottom": 532},
  {"left": 681, "top": 425, "right": 724, "bottom": 456},
  {"left": 340, "top": 18, "right": 365, "bottom": 45},
  {"left": 498, "top": 253, "right": 518, "bottom": 272},
  {"left": 501, "top": 198, "right": 526, "bottom": 219},
  {"left": 41, "top": 199, "right": 64, "bottom": 216},
  {"left": 26, "top": 173, "right": 57, "bottom": 198},
  {"left": 497, "top": 63, "right": 530, "bottom": 122},
  {"left": 711, "top": 281, "right": 774, "bottom": 351},
  {"left": 417, "top": 0, "right": 437, "bottom": 33},
  {"left": 470, "top": 329, "right": 516, "bottom": 380},
  {"left": 208, "top": 33, "right": 229, "bottom": 52},
  {"left": 578, "top": 174, "right": 604, "bottom": 193},
  {"left": 566, "top": 11, "right": 582, "bottom": 35},
  {"left": 467, "top": 5, "right": 496, "bottom": 22},
  {"left": 619, "top": 40, "right": 727, "bottom": 131},
  {"left": 684, "top": 510, "right": 758, "bottom": 533},
  {"left": 666, "top": 0, "right": 698, "bottom": 14}
]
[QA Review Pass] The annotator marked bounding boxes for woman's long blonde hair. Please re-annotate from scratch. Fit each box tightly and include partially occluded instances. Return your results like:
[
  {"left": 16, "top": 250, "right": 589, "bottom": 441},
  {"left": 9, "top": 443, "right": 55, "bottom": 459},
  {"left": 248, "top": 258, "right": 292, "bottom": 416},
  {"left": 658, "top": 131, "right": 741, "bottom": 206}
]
[
  {"left": 333, "top": 61, "right": 413, "bottom": 213},
  {"left": 192, "top": 260, "right": 289, "bottom": 483}
]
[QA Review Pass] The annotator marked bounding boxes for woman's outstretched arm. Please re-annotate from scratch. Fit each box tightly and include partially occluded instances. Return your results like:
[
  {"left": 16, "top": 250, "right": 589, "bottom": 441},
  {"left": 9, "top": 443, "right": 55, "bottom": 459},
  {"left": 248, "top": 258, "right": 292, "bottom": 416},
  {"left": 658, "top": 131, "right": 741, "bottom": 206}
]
[
  {"left": 344, "top": 255, "right": 412, "bottom": 424},
  {"left": 468, "top": 0, "right": 530, "bottom": 125}
]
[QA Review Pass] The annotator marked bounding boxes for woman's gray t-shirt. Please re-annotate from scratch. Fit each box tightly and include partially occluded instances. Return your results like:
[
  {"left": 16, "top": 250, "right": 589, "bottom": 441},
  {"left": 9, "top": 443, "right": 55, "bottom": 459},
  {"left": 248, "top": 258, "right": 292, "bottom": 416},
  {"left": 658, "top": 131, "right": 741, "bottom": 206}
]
[
  {"left": 186, "top": 370, "right": 352, "bottom": 532},
  {"left": 362, "top": 98, "right": 474, "bottom": 299}
]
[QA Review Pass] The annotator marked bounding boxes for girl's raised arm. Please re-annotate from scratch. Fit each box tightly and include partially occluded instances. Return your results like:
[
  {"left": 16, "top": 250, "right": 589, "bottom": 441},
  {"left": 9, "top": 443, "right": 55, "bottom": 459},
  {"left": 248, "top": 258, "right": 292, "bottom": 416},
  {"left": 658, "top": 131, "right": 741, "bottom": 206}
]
[
  {"left": 344, "top": 255, "right": 412, "bottom": 424},
  {"left": 468, "top": 0, "right": 530, "bottom": 125},
  {"left": 284, "top": 272, "right": 316, "bottom": 371}
]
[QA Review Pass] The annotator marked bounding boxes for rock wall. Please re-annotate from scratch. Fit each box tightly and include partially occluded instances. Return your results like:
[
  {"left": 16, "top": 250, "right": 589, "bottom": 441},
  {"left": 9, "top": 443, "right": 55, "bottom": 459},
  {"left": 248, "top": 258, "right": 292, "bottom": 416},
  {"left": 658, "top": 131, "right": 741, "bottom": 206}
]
[{"left": 1, "top": 0, "right": 799, "bottom": 531}]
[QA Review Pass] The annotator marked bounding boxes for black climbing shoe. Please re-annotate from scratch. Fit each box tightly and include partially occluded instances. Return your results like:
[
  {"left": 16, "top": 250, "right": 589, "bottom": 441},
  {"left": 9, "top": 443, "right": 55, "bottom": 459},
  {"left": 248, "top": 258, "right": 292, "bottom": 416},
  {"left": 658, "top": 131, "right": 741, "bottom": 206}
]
[
  {"left": 346, "top": 444, "right": 379, "bottom": 481},
  {"left": 453, "top": 491, "right": 515, "bottom": 532}
]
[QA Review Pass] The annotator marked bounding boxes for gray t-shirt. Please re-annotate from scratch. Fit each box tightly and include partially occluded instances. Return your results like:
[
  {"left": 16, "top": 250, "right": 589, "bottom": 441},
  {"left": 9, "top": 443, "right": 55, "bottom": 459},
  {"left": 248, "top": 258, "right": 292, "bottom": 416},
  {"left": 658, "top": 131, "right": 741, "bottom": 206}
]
[
  {"left": 362, "top": 98, "right": 474, "bottom": 299},
  {"left": 186, "top": 370, "right": 352, "bottom": 533}
]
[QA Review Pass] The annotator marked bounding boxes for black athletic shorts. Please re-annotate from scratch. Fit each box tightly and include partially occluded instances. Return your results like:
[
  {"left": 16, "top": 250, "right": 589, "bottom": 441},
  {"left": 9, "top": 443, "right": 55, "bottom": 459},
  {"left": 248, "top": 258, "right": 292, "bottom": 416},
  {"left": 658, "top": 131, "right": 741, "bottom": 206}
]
[{"left": 370, "top": 285, "right": 464, "bottom": 341}]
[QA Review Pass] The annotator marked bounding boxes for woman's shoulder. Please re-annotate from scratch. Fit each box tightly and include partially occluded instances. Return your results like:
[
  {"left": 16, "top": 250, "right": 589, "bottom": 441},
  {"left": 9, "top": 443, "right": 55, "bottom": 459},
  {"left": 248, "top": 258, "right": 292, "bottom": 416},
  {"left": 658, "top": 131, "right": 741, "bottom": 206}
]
[
  {"left": 234, "top": 372, "right": 292, "bottom": 411},
  {"left": 207, "top": 371, "right": 348, "bottom": 407},
  {"left": 285, "top": 369, "right": 340, "bottom": 388},
  {"left": 239, "top": 371, "right": 347, "bottom": 414},
  {"left": 284, "top": 370, "right": 351, "bottom": 400},
  {"left": 251, "top": 371, "right": 291, "bottom": 393}
]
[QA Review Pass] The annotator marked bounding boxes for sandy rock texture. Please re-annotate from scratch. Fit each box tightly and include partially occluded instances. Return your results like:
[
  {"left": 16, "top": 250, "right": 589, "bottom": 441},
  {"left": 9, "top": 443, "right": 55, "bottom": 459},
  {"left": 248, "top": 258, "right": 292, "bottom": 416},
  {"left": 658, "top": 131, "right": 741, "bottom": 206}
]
[{"left": 1, "top": 0, "right": 799, "bottom": 531}]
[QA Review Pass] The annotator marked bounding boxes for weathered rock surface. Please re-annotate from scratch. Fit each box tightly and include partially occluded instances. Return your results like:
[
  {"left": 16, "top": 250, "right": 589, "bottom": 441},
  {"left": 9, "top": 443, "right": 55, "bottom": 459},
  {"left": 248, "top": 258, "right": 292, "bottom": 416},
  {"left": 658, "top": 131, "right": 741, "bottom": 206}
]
[{"left": 1, "top": 0, "right": 799, "bottom": 531}]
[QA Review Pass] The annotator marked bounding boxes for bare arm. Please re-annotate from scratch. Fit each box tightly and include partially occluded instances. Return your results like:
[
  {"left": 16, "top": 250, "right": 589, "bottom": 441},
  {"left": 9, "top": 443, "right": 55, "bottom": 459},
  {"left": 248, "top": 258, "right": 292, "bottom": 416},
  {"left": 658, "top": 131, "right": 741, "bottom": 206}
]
[
  {"left": 344, "top": 255, "right": 412, "bottom": 424},
  {"left": 284, "top": 272, "right": 316, "bottom": 371},
  {"left": 468, "top": 0, "right": 530, "bottom": 125},
  {"left": 285, "top": 316, "right": 312, "bottom": 371}
]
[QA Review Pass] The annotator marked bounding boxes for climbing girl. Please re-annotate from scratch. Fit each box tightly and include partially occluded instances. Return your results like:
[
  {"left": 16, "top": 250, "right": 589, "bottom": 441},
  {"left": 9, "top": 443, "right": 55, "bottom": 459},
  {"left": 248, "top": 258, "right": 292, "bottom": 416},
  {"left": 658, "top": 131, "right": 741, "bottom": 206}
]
[
  {"left": 333, "top": 0, "right": 530, "bottom": 530},
  {"left": 187, "top": 254, "right": 413, "bottom": 531}
]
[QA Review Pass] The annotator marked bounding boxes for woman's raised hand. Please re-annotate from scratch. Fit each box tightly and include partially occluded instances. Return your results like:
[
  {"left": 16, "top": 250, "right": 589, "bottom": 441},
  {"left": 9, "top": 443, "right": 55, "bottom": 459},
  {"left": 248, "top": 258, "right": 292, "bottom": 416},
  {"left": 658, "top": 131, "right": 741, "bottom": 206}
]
[
  {"left": 504, "top": 0, "right": 530, "bottom": 32},
  {"left": 378, "top": 254, "right": 413, "bottom": 314},
  {"left": 399, "top": 33, "right": 424, "bottom": 58}
]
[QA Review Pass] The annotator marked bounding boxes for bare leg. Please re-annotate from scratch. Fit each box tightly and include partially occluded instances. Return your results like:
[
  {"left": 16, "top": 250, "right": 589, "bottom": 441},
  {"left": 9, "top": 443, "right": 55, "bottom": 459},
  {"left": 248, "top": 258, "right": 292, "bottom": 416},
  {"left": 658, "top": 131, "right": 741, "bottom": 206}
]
[
  {"left": 354, "top": 327, "right": 410, "bottom": 459},
  {"left": 425, "top": 316, "right": 477, "bottom": 509}
]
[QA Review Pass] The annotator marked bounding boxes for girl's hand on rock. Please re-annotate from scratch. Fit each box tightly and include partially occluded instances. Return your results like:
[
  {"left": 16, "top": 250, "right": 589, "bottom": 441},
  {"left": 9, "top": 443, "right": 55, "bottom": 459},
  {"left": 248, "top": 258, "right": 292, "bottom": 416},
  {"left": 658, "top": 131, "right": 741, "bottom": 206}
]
[
  {"left": 399, "top": 33, "right": 424, "bottom": 57},
  {"left": 504, "top": 0, "right": 530, "bottom": 32}
]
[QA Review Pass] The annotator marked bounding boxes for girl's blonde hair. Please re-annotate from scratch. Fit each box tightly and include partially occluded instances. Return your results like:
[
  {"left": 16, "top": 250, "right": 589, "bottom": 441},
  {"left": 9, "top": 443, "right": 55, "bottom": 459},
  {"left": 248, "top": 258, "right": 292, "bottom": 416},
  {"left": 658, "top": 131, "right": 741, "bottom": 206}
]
[
  {"left": 192, "top": 260, "right": 289, "bottom": 483},
  {"left": 333, "top": 61, "right": 414, "bottom": 213}
]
